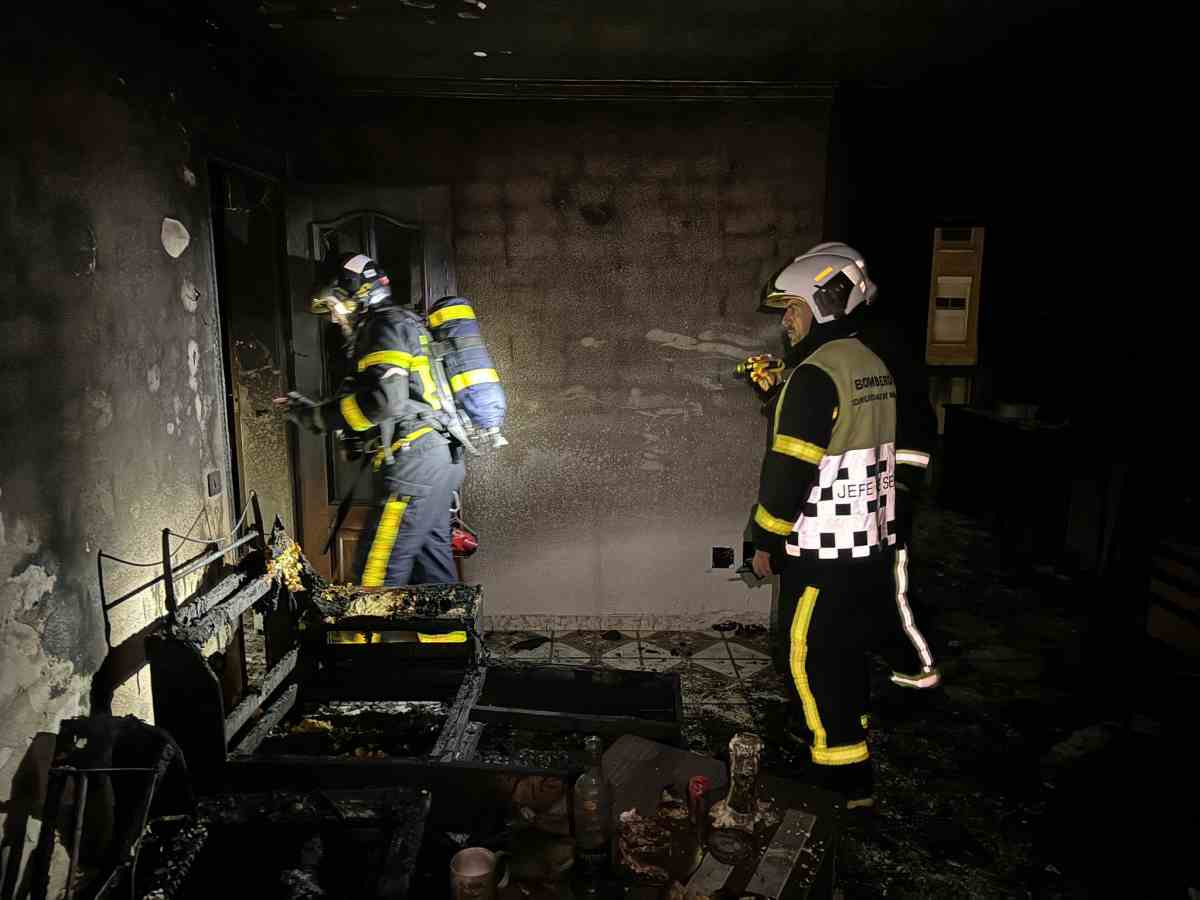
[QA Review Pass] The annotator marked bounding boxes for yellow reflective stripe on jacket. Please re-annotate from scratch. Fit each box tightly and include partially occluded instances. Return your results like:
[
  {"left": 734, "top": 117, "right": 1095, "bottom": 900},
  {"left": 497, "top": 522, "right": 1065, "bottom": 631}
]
[
  {"left": 339, "top": 395, "right": 373, "bottom": 432},
  {"left": 409, "top": 356, "right": 442, "bottom": 410},
  {"left": 372, "top": 426, "right": 437, "bottom": 469},
  {"left": 357, "top": 350, "right": 414, "bottom": 372},
  {"left": 417, "top": 631, "right": 467, "bottom": 644},
  {"left": 755, "top": 504, "right": 793, "bottom": 536},
  {"left": 361, "top": 495, "right": 410, "bottom": 587},
  {"left": 772, "top": 434, "right": 825, "bottom": 464},
  {"left": 428, "top": 304, "right": 476, "bottom": 328},
  {"left": 450, "top": 368, "right": 499, "bottom": 393}
]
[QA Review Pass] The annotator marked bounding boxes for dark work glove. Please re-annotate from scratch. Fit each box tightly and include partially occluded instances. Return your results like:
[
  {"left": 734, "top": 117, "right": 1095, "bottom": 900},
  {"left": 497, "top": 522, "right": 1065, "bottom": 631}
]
[{"left": 281, "top": 392, "right": 331, "bottom": 434}]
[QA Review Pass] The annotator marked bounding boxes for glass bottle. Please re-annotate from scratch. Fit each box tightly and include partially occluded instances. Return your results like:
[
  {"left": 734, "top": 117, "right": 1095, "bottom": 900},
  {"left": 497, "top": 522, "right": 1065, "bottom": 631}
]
[
  {"left": 724, "top": 731, "right": 763, "bottom": 833},
  {"left": 573, "top": 735, "right": 612, "bottom": 874}
]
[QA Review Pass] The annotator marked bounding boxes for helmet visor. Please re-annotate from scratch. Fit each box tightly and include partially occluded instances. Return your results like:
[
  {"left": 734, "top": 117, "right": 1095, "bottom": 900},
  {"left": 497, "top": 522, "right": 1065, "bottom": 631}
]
[{"left": 811, "top": 270, "right": 855, "bottom": 319}]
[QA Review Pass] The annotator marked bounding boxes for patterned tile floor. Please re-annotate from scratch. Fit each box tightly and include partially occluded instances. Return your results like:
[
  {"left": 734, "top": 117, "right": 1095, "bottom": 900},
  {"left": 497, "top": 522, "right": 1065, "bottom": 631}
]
[{"left": 481, "top": 501, "right": 1198, "bottom": 899}]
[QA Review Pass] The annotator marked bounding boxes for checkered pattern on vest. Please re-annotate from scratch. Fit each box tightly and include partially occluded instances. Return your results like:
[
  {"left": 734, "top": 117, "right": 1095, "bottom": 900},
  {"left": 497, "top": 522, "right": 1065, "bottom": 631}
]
[{"left": 786, "top": 443, "right": 898, "bottom": 560}]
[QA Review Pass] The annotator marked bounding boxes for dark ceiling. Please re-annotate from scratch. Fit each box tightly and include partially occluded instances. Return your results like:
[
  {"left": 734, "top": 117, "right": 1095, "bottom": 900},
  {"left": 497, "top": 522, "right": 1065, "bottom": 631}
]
[{"left": 171, "top": 0, "right": 1086, "bottom": 98}]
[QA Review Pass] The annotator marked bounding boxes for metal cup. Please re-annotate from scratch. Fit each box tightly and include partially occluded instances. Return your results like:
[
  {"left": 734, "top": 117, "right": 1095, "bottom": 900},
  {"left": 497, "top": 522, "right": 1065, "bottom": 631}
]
[{"left": 450, "top": 847, "right": 510, "bottom": 900}]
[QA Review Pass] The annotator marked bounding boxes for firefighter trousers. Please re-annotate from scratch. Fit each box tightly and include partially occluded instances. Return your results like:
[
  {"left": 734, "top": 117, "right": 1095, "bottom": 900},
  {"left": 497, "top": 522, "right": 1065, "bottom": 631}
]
[
  {"left": 883, "top": 544, "right": 937, "bottom": 675},
  {"left": 779, "top": 556, "right": 895, "bottom": 791},
  {"left": 354, "top": 436, "right": 465, "bottom": 587},
  {"left": 884, "top": 486, "right": 937, "bottom": 676}
]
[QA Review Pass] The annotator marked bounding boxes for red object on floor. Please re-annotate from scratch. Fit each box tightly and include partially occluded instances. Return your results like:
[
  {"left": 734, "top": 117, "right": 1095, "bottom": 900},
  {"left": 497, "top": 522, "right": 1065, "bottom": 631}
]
[{"left": 452, "top": 526, "right": 478, "bottom": 557}]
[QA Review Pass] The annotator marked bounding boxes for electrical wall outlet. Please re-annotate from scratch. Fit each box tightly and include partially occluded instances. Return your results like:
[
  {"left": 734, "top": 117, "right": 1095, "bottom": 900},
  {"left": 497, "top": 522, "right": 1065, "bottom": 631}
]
[{"left": 711, "top": 546, "right": 735, "bottom": 569}]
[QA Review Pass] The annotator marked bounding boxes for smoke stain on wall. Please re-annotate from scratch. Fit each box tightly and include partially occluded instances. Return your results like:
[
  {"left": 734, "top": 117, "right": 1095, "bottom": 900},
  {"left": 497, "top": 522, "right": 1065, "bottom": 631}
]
[{"left": 2, "top": 27, "right": 238, "bottom": 882}]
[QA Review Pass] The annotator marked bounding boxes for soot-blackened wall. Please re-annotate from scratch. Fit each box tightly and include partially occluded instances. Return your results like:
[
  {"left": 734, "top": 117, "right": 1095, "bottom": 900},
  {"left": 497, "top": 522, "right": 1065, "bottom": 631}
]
[
  {"left": 1, "top": 27, "right": 237, "bottom": 877},
  {"left": 294, "top": 99, "right": 830, "bottom": 621}
]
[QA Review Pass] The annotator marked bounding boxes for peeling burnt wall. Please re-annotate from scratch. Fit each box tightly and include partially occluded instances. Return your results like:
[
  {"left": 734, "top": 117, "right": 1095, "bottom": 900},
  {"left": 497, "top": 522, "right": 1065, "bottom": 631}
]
[
  {"left": 0, "top": 26, "right": 237, "bottom": 880},
  {"left": 293, "top": 99, "right": 830, "bottom": 618}
]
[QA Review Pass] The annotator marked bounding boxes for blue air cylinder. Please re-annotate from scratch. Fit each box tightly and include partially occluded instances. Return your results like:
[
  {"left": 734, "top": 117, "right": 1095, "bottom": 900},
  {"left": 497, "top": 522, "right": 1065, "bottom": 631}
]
[{"left": 427, "top": 296, "right": 507, "bottom": 431}]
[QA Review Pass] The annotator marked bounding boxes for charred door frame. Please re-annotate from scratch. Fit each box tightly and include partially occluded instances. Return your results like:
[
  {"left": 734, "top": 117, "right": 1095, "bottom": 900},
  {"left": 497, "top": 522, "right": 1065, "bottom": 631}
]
[{"left": 205, "top": 157, "right": 300, "bottom": 536}]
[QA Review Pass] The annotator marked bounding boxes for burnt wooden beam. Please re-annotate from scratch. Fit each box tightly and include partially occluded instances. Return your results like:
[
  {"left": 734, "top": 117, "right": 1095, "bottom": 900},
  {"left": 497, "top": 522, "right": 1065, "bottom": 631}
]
[
  {"left": 223, "top": 648, "right": 299, "bottom": 743},
  {"left": 469, "top": 704, "right": 681, "bottom": 745},
  {"left": 196, "top": 787, "right": 430, "bottom": 826},
  {"left": 480, "top": 665, "right": 682, "bottom": 722},
  {"left": 431, "top": 665, "right": 487, "bottom": 761},
  {"left": 377, "top": 790, "right": 433, "bottom": 899},
  {"left": 310, "top": 583, "right": 483, "bottom": 626},
  {"left": 301, "top": 662, "right": 468, "bottom": 703},
  {"left": 229, "top": 683, "right": 298, "bottom": 757},
  {"left": 456, "top": 722, "right": 485, "bottom": 762},
  {"left": 223, "top": 756, "right": 573, "bottom": 829},
  {"left": 179, "top": 574, "right": 276, "bottom": 650}
]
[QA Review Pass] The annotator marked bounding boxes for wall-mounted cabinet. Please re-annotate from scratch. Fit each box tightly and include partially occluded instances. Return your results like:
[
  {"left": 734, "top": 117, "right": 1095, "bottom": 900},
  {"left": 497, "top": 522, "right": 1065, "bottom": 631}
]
[{"left": 926, "top": 226, "right": 985, "bottom": 366}]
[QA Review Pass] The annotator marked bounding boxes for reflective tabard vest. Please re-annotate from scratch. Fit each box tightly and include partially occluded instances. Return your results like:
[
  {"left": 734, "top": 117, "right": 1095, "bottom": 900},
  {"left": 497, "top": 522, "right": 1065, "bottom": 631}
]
[{"left": 783, "top": 337, "right": 898, "bottom": 561}]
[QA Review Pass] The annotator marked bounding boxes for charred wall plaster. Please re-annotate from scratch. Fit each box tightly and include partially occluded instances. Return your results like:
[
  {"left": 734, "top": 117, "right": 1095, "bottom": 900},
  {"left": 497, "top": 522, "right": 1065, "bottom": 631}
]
[
  {"left": 292, "top": 99, "right": 830, "bottom": 617},
  {"left": 0, "top": 30, "right": 242, "bottom": 884}
]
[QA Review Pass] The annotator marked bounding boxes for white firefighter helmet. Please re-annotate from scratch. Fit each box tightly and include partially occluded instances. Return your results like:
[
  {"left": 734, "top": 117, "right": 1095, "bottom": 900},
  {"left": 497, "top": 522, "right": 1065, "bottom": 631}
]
[
  {"left": 761, "top": 243, "right": 875, "bottom": 320},
  {"left": 805, "top": 242, "right": 877, "bottom": 305}
]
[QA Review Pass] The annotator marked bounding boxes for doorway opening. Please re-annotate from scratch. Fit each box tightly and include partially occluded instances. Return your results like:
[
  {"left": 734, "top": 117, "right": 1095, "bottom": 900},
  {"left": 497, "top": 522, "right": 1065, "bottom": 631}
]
[{"left": 208, "top": 162, "right": 298, "bottom": 539}]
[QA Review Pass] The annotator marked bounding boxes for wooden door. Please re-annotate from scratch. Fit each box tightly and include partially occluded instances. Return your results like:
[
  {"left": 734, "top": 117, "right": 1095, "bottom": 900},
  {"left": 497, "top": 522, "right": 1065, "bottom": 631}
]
[{"left": 284, "top": 185, "right": 455, "bottom": 581}]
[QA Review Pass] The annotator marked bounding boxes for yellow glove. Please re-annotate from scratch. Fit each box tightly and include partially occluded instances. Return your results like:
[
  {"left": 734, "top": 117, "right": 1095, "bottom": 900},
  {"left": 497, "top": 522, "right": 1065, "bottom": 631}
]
[{"left": 739, "top": 354, "right": 785, "bottom": 391}]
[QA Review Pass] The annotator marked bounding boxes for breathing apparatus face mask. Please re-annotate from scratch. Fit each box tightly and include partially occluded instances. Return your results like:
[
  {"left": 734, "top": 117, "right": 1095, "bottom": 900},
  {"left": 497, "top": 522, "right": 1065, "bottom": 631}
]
[{"left": 310, "top": 284, "right": 359, "bottom": 340}]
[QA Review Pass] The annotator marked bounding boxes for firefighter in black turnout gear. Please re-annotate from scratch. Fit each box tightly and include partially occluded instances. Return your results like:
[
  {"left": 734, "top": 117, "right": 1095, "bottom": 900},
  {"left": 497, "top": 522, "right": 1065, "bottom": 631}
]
[
  {"left": 286, "top": 254, "right": 465, "bottom": 587},
  {"left": 745, "top": 244, "right": 941, "bottom": 692},
  {"left": 748, "top": 243, "right": 912, "bottom": 809}
]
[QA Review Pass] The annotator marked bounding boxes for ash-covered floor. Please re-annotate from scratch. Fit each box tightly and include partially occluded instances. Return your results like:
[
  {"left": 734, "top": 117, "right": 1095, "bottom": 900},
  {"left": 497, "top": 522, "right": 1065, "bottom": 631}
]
[{"left": 485, "top": 502, "right": 1199, "bottom": 898}]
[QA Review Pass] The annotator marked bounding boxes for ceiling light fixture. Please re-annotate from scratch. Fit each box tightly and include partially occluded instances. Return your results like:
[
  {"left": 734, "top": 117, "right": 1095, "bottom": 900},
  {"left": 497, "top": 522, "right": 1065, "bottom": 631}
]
[{"left": 472, "top": 50, "right": 488, "bottom": 57}]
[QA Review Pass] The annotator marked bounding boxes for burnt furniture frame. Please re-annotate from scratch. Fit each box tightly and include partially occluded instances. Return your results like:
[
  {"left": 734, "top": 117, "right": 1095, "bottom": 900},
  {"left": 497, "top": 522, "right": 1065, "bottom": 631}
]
[{"left": 143, "top": 512, "right": 683, "bottom": 790}]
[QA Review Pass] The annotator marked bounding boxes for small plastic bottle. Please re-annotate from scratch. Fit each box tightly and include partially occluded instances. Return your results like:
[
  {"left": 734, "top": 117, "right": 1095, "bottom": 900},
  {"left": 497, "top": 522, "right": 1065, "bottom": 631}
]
[{"left": 573, "top": 735, "right": 612, "bottom": 884}]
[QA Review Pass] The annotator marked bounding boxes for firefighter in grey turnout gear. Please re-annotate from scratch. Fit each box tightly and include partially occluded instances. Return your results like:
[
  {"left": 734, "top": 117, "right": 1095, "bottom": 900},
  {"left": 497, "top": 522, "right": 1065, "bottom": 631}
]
[
  {"left": 285, "top": 253, "right": 464, "bottom": 587},
  {"left": 747, "top": 243, "right": 911, "bottom": 809}
]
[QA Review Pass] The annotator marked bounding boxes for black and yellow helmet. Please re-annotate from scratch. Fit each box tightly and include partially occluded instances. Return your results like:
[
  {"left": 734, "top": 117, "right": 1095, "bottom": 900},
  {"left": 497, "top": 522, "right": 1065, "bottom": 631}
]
[{"left": 310, "top": 253, "right": 392, "bottom": 316}]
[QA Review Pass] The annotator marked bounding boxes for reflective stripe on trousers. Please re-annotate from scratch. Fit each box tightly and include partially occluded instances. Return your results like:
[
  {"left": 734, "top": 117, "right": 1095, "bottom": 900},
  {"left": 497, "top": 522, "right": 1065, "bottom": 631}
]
[
  {"left": 361, "top": 495, "right": 411, "bottom": 587},
  {"left": 355, "top": 439, "right": 465, "bottom": 587},
  {"left": 893, "top": 547, "right": 934, "bottom": 669},
  {"left": 789, "top": 586, "right": 870, "bottom": 766}
]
